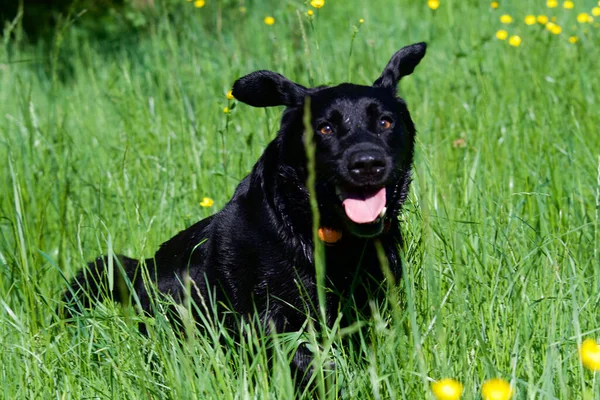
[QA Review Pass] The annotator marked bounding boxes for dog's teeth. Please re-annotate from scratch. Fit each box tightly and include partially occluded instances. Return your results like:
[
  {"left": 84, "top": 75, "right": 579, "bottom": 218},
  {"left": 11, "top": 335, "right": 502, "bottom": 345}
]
[{"left": 380, "top": 207, "right": 387, "bottom": 218}]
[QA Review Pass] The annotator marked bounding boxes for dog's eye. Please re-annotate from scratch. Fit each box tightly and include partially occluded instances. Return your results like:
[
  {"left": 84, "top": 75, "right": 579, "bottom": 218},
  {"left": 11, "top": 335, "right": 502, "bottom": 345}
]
[
  {"left": 379, "top": 118, "right": 392, "bottom": 130},
  {"left": 319, "top": 124, "right": 334, "bottom": 135}
]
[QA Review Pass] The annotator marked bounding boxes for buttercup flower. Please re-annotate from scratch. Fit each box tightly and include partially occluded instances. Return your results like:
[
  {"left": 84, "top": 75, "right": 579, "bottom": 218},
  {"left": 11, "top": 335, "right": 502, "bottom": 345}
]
[
  {"left": 223, "top": 107, "right": 230, "bottom": 114},
  {"left": 568, "top": 35, "right": 578, "bottom": 43},
  {"left": 428, "top": 0, "right": 440, "bottom": 10},
  {"left": 547, "top": 0, "right": 558, "bottom": 7},
  {"left": 580, "top": 338, "right": 600, "bottom": 371},
  {"left": 359, "top": 18, "right": 365, "bottom": 23},
  {"left": 226, "top": 90, "right": 234, "bottom": 100},
  {"left": 500, "top": 14, "right": 512, "bottom": 23},
  {"left": 432, "top": 378, "right": 463, "bottom": 400},
  {"left": 307, "top": 9, "right": 314, "bottom": 16},
  {"left": 194, "top": 0, "right": 205, "bottom": 8},
  {"left": 537, "top": 15, "right": 549, "bottom": 24},
  {"left": 592, "top": 7, "right": 600, "bottom": 16},
  {"left": 200, "top": 197, "right": 214, "bottom": 207},
  {"left": 545, "top": 22, "right": 562, "bottom": 34},
  {"left": 496, "top": 29, "right": 509, "bottom": 40},
  {"left": 310, "top": 0, "right": 325, "bottom": 8},
  {"left": 491, "top": 2, "right": 499, "bottom": 9},
  {"left": 577, "top": 12, "right": 590, "bottom": 23},
  {"left": 508, "top": 35, "right": 522, "bottom": 46},
  {"left": 482, "top": 378, "right": 513, "bottom": 400},
  {"left": 264, "top": 16, "right": 275, "bottom": 25},
  {"left": 563, "top": 1, "right": 574, "bottom": 9},
  {"left": 524, "top": 15, "right": 536, "bottom": 25}
]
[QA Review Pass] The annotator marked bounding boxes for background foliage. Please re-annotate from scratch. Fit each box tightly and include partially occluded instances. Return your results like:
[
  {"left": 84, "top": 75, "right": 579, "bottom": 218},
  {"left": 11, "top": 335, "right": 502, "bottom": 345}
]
[{"left": 1, "top": 0, "right": 599, "bottom": 398}]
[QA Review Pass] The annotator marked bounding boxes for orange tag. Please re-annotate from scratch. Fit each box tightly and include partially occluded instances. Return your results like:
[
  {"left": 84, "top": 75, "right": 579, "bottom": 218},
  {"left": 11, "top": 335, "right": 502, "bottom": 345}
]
[{"left": 318, "top": 227, "right": 342, "bottom": 244}]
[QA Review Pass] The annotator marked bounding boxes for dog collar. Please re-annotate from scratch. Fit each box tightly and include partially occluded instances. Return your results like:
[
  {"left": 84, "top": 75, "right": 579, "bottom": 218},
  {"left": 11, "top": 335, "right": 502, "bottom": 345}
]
[
  {"left": 318, "top": 219, "right": 392, "bottom": 245},
  {"left": 318, "top": 227, "right": 342, "bottom": 244}
]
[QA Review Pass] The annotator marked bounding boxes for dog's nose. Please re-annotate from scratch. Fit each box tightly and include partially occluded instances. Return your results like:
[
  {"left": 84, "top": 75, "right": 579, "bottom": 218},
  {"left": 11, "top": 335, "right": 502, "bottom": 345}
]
[{"left": 348, "top": 151, "right": 387, "bottom": 181}]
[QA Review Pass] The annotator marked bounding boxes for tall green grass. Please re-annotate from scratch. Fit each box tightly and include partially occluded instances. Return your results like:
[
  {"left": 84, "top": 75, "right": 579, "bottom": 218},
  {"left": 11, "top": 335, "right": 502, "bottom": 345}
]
[{"left": 1, "top": 0, "right": 599, "bottom": 398}]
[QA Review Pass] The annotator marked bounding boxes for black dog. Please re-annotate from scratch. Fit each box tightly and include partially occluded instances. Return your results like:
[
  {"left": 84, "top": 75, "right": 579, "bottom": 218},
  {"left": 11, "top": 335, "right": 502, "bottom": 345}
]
[{"left": 64, "top": 42, "right": 426, "bottom": 382}]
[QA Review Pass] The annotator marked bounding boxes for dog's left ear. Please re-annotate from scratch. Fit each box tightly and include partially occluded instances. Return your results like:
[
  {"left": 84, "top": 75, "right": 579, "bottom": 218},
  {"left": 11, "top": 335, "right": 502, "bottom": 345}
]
[
  {"left": 373, "top": 42, "right": 427, "bottom": 93},
  {"left": 232, "top": 70, "right": 309, "bottom": 108}
]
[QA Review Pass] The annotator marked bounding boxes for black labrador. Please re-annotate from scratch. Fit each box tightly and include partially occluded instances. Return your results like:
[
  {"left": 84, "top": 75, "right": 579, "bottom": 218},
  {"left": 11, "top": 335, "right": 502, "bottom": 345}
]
[{"left": 64, "top": 42, "right": 427, "bottom": 383}]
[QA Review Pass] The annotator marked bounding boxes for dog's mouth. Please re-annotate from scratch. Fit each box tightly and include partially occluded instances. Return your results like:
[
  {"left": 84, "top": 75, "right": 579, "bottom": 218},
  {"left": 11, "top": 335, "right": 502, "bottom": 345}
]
[{"left": 335, "top": 186, "right": 387, "bottom": 237}]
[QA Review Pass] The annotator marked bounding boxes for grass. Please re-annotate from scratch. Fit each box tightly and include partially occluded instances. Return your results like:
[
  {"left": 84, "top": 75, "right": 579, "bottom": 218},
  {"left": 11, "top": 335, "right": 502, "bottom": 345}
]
[{"left": 1, "top": 0, "right": 599, "bottom": 398}]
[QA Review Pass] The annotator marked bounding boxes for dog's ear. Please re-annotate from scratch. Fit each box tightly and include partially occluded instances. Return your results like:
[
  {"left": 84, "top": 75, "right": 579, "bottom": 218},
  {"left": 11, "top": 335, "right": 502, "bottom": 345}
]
[
  {"left": 232, "top": 70, "right": 309, "bottom": 107},
  {"left": 373, "top": 42, "right": 427, "bottom": 92}
]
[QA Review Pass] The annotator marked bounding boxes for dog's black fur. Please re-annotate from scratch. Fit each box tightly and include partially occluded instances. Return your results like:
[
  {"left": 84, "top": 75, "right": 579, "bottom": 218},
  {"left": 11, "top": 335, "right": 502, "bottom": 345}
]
[{"left": 64, "top": 42, "right": 426, "bottom": 382}]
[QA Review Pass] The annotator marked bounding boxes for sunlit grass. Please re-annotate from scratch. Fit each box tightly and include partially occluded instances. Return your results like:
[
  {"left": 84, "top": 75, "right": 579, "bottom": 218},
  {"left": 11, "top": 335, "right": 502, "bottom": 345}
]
[{"left": 1, "top": 0, "right": 599, "bottom": 398}]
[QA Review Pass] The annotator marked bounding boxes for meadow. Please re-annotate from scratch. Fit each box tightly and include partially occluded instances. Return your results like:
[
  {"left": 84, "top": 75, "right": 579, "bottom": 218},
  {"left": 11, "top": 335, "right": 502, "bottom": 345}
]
[{"left": 1, "top": 0, "right": 599, "bottom": 398}]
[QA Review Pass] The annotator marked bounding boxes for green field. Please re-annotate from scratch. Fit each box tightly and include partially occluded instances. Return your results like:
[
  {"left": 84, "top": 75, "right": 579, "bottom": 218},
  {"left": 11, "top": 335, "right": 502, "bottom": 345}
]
[{"left": 1, "top": 0, "right": 599, "bottom": 398}]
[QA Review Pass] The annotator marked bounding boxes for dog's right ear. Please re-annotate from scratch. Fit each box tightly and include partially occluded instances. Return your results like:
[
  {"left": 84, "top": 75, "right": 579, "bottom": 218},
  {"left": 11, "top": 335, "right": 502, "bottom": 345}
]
[{"left": 232, "top": 70, "right": 309, "bottom": 108}]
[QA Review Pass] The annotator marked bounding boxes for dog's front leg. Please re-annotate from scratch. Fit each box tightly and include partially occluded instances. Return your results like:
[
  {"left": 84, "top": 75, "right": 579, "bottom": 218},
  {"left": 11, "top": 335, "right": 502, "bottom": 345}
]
[
  {"left": 291, "top": 343, "right": 317, "bottom": 389},
  {"left": 291, "top": 342, "right": 337, "bottom": 390}
]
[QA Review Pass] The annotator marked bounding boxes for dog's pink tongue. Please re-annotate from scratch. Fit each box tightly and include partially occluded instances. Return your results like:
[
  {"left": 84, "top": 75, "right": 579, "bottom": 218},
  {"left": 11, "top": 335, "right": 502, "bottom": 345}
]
[{"left": 342, "top": 188, "right": 386, "bottom": 224}]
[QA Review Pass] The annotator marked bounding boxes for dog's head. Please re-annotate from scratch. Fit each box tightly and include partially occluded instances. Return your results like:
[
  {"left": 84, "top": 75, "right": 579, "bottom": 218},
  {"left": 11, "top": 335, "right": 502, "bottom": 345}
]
[{"left": 232, "top": 43, "right": 426, "bottom": 238}]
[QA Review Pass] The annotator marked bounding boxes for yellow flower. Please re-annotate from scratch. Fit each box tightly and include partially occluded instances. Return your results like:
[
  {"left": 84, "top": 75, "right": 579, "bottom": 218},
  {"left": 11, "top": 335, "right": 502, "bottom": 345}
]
[
  {"left": 428, "top": 0, "right": 440, "bottom": 10},
  {"left": 432, "top": 378, "right": 463, "bottom": 400},
  {"left": 223, "top": 107, "right": 230, "bottom": 114},
  {"left": 508, "top": 35, "right": 522, "bottom": 46},
  {"left": 547, "top": 0, "right": 558, "bottom": 7},
  {"left": 524, "top": 15, "right": 536, "bottom": 25},
  {"left": 307, "top": 9, "right": 314, "bottom": 16},
  {"left": 580, "top": 338, "right": 600, "bottom": 371},
  {"left": 310, "top": 0, "right": 325, "bottom": 8},
  {"left": 546, "top": 22, "right": 562, "bottom": 34},
  {"left": 482, "top": 379, "right": 513, "bottom": 400},
  {"left": 537, "top": 15, "right": 549, "bottom": 24},
  {"left": 500, "top": 14, "right": 512, "bottom": 23},
  {"left": 359, "top": 18, "right": 365, "bottom": 23},
  {"left": 226, "top": 90, "right": 234, "bottom": 100},
  {"left": 563, "top": 1, "right": 574, "bottom": 9},
  {"left": 496, "top": 29, "right": 509, "bottom": 40},
  {"left": 491, "top": 1, "right": 499, "bottom": 9},
  {"left": 592, "top": 7, "right": 600, "bottom": 17},
  {"left": 194, "top": 0, "right": 205, "bottom": 8},
  {"left": 239, "top": 6, "right": 247, "bottom": 14},
  {"left": 200, "top": 197, "right": 214, "bottom": 207},
  {"left": 264, "top": 16, "right": 275, "bottom": 25},
  {"left": 577, "top": 12, "right": 590, "bottom": 23},
  {"left": 568, "top": 35, "right": 578, "bottom": 43}
]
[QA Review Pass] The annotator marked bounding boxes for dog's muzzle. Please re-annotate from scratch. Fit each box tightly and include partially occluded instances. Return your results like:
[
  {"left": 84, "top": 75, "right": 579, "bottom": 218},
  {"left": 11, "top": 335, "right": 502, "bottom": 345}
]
[{"left": 333, "top": 144, "right": 392, "bottom": 237}]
